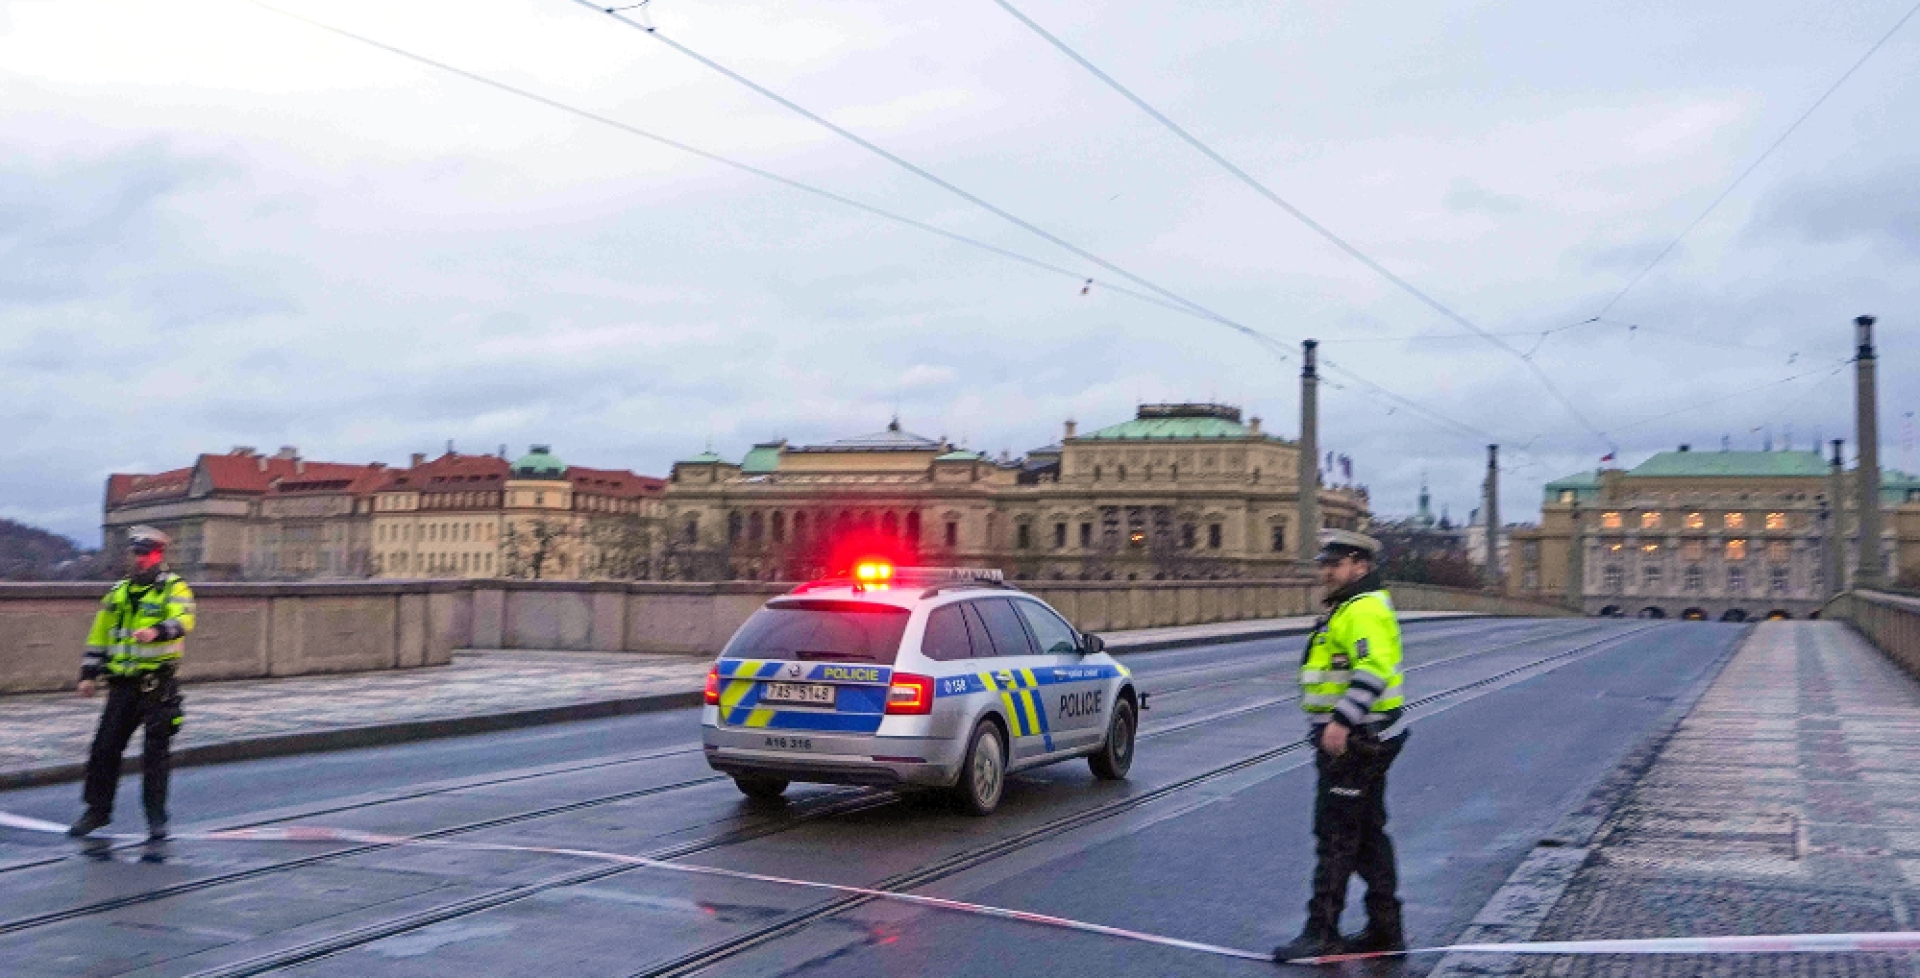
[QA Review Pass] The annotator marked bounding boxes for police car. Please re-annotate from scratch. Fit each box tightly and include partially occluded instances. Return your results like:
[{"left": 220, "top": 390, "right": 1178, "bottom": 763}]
[{"left": 701, "top": 564, "right": 1138, "bottom": 815}]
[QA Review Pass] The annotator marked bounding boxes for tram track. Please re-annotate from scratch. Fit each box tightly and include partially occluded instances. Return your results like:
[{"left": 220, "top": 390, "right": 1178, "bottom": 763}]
[{"left": 153, "top": 622, "right": 1659, "bottom": 978}]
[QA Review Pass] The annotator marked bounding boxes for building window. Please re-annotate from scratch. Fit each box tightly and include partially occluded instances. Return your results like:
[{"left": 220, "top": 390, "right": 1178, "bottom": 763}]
[
  {"left": 535, "top": 492, "right": 545, "bottom": 507},
  {"left": 906, "top": 511, "right": 921, "bottom": 544},
  {"left": 1207, "top": 523, "right": 1223, "bottom": 549},
  {"left": 792, "top": 512, "right": 808, "bottom": 541},
  {"left": 1016, "top": 524, "right": 1032, "bottom": 550},
  {"left": 1643, "top": 565, "right": 1662, "bottom": 589},
  {"left": 1684, "top": 565, "right": 1703, "bottom": 591},
  {"left": 1642, "top": 542, "right": 1660, "bottom": 554},
  {"left": 1640, "top": 512, "right": 1663, "bottom": 529},
  {"left": 1271, "top": 525, "right": 1286, "bottom": 552},
  {"left": 485, "top": 553, "right": 493, "bottom": 573},
  {"left": 1765, "top": 512, "right": 1788, "bottom": 530},
  {"left": 1079, "top": 522, "right": 1092, "bottom": 548},
  {"left": 1767, "top": 540, "right": 1790, "bottom": 564},
  {"left": 1053, "top": 522, "right": 1067, "bottom": 549},
  {"left": 771, "top": 512, "right": 786, "bottom": 543},
  {"left": 1117, "top": 465, "right": 1127, "bottom": 482},
  {"left": 1728, "top": 566, "right": 1746, "bottom": 592},
  {"left": 1604, "top": 565, "right": 1624, "bottom": 592},
  {"left": 945, "top": 521, "right": 959, "bottom": 547},
  {"left": 728, "top": 512, "right": 743, "bottom": 543},
  {"left": 1092, "top": 466, "right": 1101, "bottom": 481},
  {"left": 1524, "top": 570, "right": 1540, "bottom": 589},
  {"left": 1559, "top": 490, "right": 1576, "bottom": 503},
  {"left": 684, "top": 517, "right": 699, "bottom": 545},
  {"left": 1726, "top": 539, "right": 1747, "bottom": 561},
  {"left": 1601, "top": 512, "right": 1622, "bottom": 529},
  {"left": 1182, "top": 523, "right": 1197, "bottom": 549},
  {"left": 1685, "top": 512, "right": 1705, "bottom": 529},
  {"left": 1681, "top": 540, "right": 1704, "bottom": 561},
  {"left": 1770, "top": 567, "right": 1790, "bottom": 594},
  {"left": 882, "top": 512, "right": 900, "bottom": 538},
  {"left": 1725, "top": 512, "right": 1746, "bottom": 530},
  {"left": 748, "top": 512, "right": 764, "bottom": 543}
]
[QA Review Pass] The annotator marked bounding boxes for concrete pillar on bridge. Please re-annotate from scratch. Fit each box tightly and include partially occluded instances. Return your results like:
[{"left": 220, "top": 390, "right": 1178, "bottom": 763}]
[
  {"left": 1829, "top": 438, "right": 1848, "bottom": 597},
  {"left": 1296, "top": 339, "right": 1321, "bottom": 567},
  {"left": 1566, "top": 500, "right": 1585, "bottom": 615},
  {"left": 1483, "top": 445, "right": 1502, "bottom": 588},
  {"left": 1854, "top": 315, "right": 1885, "bottom": 590}
]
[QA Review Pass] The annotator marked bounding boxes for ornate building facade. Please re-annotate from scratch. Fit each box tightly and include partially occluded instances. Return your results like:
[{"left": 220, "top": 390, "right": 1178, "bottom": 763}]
[
  {"left": 1509, "top": 447, "right": 1920, "bottom": 620},
  {"left": 663, "top": 403, "right": 1369, "bottom": 581},
  {"left": 104, "top": 446, "right": 665, "bottom": 581}
]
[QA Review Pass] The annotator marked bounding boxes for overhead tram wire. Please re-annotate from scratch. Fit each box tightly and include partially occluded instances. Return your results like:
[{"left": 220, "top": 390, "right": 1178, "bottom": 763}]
[
  {"left": 985, "top": 0, "right": 1613, "bottom": 448},
  {"left": 234, "top": 3, "right": 1295, "bottom": 363},
  {"left": 243, "top": 1, "right": 1508, "bottom": 454},
  {"left": 1592, "top": 0, "right": 1920, "bottom": 320},
  {"left": 561, "top": 0, "right": 1535, "bottom": 447}
]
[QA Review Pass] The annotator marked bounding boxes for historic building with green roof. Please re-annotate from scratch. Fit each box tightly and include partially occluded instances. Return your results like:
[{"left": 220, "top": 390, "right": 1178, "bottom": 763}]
[
  {"left": 664, "top": 404, "right": 1369, "bottom": 581},
  {"left": 1512, "top": 446, "right": 1920, "bottom": 621}
]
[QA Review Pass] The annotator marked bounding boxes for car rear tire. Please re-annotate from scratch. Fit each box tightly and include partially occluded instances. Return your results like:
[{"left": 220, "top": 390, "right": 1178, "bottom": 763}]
[
  {"left": 733, "top": 775, "right": 789, "bottom": 801},
  {"left": 1089, "top": 698, "right": 1135, "bottom": 781},
  {"left": 952, "top": 722, "right": 1007, "bottom": 816}
]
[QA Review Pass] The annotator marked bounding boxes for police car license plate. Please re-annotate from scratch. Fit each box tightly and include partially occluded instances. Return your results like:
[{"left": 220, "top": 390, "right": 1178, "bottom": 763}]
[{"left": 762, "top": 682, "right": 836, "bottom": 707}]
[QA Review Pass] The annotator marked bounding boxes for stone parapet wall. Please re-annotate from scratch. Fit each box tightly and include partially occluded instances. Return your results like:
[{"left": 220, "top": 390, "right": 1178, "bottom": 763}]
[
  {"left": 1, "top": 577, "right": 1569, "bottom": 694},
  {"left": 1823, "top": 589, "right": 1920, "bottom": 680}
]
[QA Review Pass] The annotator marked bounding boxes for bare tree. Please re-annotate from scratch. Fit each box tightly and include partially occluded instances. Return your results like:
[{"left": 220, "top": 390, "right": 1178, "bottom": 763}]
[
  {"left": 502, "top": 517, "right": 575, "bottom": 580},
  {"left": 584, "top": 516, "right": 657, "bottom": 580}
]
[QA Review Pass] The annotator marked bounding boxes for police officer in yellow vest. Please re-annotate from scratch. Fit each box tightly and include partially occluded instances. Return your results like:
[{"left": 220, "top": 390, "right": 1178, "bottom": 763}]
[
  {"left": 1275, "top": 529, "right": 1408, "bottom": 963},
  {"left": 68, "top": 526, "right": 196, "bottom": 841}
]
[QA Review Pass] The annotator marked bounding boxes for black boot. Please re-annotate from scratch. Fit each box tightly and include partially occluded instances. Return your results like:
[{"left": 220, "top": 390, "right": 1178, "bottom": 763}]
[
  {"left": 145, "top": 809, "right": 169, "bottom": 842},
  {"left": 1273, "top": 922, "right": 1344, "bottom": 963},
  {"left": 1343, "top": 908, "right": 1406, "bottom": 955},
  {"left": 67, "top": 809, "right": 111, "bottom": 838}
]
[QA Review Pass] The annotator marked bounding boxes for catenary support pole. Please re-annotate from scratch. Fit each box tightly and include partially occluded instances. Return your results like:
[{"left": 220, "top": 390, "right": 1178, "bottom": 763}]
[
  {"left": 1297, "top": 340, "right": 1321, "bottom": 568},
  {"left": 1854, "top": 316, "right": 1885, "bottom": 589},
  {"left": 1484, "top": 445, "right": 1502, "bottom": 588},
  {"left": 1829, "top": 438, "right": 1849, "bottom": 596}
]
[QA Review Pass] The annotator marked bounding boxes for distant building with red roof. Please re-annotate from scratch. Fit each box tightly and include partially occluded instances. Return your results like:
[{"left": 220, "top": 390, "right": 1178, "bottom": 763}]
[{"left": 104, "top": 446, "right": 665, "bottom": 581}]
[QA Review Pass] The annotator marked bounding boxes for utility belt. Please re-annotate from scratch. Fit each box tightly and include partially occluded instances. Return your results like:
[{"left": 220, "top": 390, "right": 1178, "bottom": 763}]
[
  {"left": 1308, "top": 707, "right": 1406, "bottom": 744},
  {"left": 106, "top": 667, "right": 185, "bottom": 735},
  {"left": 106, "top": 665, "right": 178, "bottom": 691}
]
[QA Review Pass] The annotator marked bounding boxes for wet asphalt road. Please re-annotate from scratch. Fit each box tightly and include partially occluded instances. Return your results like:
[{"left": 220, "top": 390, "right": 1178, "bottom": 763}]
[{"left": 0, "top": 617, "right": 1745, "bottom": 978}]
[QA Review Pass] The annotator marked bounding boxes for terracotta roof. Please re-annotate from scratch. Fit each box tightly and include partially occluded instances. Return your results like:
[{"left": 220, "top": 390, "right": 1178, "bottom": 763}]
[
  {"left": 384, "top": 453, "right": 511, "bottom": 489},
  {"left": 107, "top": 467, "right": 193, "bottom": 507},
  {"left": 566, "top": 464, "right": 666, "bottom": 498}
]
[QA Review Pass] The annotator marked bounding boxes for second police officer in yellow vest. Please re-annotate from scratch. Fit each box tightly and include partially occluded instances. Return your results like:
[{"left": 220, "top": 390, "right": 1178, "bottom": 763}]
[
  {"left": 1276, "top": 529, "right": 1409, "bottom": 963},
  {"left": 68, "top": 526, "right": 196, "bottom": 842}
]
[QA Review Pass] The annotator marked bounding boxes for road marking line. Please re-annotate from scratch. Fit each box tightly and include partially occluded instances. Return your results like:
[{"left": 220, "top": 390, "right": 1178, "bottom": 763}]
[{"left": 8, "top": 810, "right": 1919, "bottom": 965}]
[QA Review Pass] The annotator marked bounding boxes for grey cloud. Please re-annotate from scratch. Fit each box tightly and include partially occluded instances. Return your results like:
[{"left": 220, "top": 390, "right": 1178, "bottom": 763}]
[{"left": 1753, "top": 159, "right": 1920, "bottom": 255}]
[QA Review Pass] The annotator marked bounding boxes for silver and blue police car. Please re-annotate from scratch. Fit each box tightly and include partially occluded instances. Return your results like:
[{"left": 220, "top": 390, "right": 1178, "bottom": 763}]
[{"left": 701, "top": 564, "right": 1138, "bottom": 815}]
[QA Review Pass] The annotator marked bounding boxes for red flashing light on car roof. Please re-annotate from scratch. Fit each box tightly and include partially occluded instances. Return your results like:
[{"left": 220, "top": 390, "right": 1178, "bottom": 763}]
[{"left": 854, "top": 562, "right": 894, "bottom": 584}]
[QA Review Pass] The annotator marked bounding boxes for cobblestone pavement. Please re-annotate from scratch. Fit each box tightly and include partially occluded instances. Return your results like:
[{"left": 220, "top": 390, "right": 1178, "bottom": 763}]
[
  {"left": 0, "top": 650, "right": 710, "bottom": 778},
  {"left": 1519, "top": 622, "right": 1920, "bottom": 977}
]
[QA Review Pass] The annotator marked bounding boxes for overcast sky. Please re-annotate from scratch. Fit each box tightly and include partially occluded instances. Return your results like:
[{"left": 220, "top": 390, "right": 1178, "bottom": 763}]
[{"left": 4, "top": 0, "right": 1918, "bottom": 545}]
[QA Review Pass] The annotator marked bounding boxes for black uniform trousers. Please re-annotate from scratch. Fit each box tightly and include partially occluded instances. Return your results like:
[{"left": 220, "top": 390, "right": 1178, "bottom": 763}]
[
  {"left": 81, "top": 673, "right": 180, "bottom": 819},
  {"left": 1306, "top": 726, "right": 1406, "bottom": 929}
]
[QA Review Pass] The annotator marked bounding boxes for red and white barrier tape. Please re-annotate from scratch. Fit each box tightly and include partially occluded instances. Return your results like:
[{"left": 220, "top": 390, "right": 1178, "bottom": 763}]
[{"left": 6, "top": 810, "right": 1919, "bottom": 966}]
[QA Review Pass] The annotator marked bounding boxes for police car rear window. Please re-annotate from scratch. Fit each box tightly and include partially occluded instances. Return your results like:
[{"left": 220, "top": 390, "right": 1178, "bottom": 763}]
[{"left": 723, "top": 600, "right": 911, "bottom": 664}]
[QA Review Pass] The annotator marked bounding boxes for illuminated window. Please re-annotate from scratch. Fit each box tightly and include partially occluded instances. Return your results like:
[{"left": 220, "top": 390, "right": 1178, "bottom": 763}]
[
  {"left": 1726, "top": 539, "right": 1747, "bottom": 561},
  {"left": 1681, "top": 540, "right": 1704, "bottom": 561},
  {"left": 1606, "top": 538, "right": 1625, "bottom": 553},
  {"left": 1724, "top": 512, "right": 1746, "bottom": 530},
  {"left": 1685, "top": 513, "right": 1705, "bottom": 530},
  {"left": 1559, "top": 490, "right": 1576, "bottom": 503},
  {"left": 1766, "top": 512, "right": 1787, "bottom": 530},
  {"left": 1642, "top": 543, "right": 1661, "bottom": 553},
  {"left": 1640, "top": 512, "right": 1663, "bottom": 529},
  {"left": 1601, "top": 512, "right": 1623, "bottom": 529}
]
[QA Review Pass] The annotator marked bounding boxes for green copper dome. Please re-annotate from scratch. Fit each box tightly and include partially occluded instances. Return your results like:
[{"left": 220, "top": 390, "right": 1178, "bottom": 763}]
[{"left": 512, "top": 445, "right": 567, "bottom": 478}]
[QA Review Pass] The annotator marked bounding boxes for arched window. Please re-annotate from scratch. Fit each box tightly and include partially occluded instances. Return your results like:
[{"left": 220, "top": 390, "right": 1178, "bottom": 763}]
[
  {"left": 728, "top": 511, "right": 743, "bottom": 542},
  {"left": 882, "top": 512, "right": 900, "bottom": 538},
  {"left": 793, "top": 512, "right": 808, "bottom": 541},
  {"left": 905, "top": 511, "right": 921, "bottom": 544},
  {"left": 771, "top": 511, "right": 787, "bottom": 543},
  {"left": 748, "top": 511, "right": 764, "bottom": 543}
]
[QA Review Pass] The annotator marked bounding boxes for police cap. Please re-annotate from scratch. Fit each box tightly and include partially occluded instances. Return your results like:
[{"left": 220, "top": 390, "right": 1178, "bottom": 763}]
[
  {"left": 1315, "top": 528, "right": 1381, "bottom": 564},
  {"left": 126, "top": 526, "right": 171, "bottom": 552}
]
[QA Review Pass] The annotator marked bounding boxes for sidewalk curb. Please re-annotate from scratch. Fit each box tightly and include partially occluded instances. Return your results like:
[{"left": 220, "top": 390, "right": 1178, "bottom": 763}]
[
  {"left": 1426, "top": 624, "right": 1751, "bottom": 977},
  {"left": 0, "top": 689, "right": 704, "bottom": 792},
  {"left": 0, "top": 614, "right": 1490, "bottom": 792}
]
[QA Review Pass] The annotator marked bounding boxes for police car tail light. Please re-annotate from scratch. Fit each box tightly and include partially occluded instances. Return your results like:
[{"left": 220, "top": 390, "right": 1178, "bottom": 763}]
[
  {"left": 703, "top": 665, "right": 721, "bottom": 706},
  {"left": 884, "top": 673, "right": 934, "bottom": 715}
]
